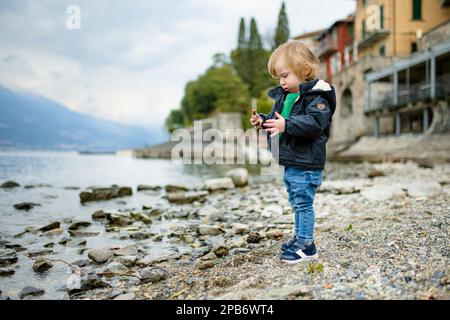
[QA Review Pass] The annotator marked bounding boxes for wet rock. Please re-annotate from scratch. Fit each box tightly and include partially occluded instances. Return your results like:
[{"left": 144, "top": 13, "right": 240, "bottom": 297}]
[
  {"left": 203, "top": 178, "right": 235, "bottom": 191},
  {"left": 64, "top": 186, "right": 80, "bottom": 190},
  {"left": 113, "top": 292, "right": 136, "bottom": 300},
  {"left": 130, "top": 232, "right": 153, "bottom": 240},
  {"left": 165, "top": 184, "right": 189, "bottom": 193},
  {"left": 114, "top": 255, "right": 137, "bottom": 267},
  {"left": 39, "top": 221, "right": 61, "bottom": 232},
  {"left": 68, "top": 274, "right": 111, "bottom": 295},
  {"left": 69, "top": 230, "right": 99, "bottom": 237},
  {"left": 79, "top": 186, "right": 133, "bottom": 203},
  {"left": 139, "top": 267, "right": 168, "bottom": 283},
  {"left": 44, "top": 228, "right": 64, "bottom": 236},
  {"left": 32, "top": 259, "right": 53, "bottom": 273},
  {"left": 19, "top": 286, "right": 45, "bottom": 299},
  {"left": 58, "top": 237, "right": 71, "bottom": 245},
  {"left": 137, "top": 184, "right": 161, "bottom": 191},
  {"left": 261, "top": 205, "right": 283, "bottom": 218},
  {"left": 232, "top": 223, "right": 250, "bottom": 235},
  {"left": 24, "top": 184, "right": 52, "bottom": 189},
  {"left": 26, "top": 249, "right": 53, "bottom": 258},
  {"left": 368, "top": 169, "right": 385, "bottom": 178},
  {"left": 5, "top": 243, "right": 26, "bottom": 252},
  {"left": 229, "top": 248, "right": 251, "bottom": 255},
  {"left": 71, "top": 259, "right": 91, "bottom": 267},
  {"left": 68, "top": 221, "right": 92, "bottom": 230},
  {"left": 130, "top": 212, "right": 152, "bottom": 224},
  {"left": 88, "top": 249, "right": 113, "bottom": 264},
  {"left": 43, "top": 242, "right": 54, "bottom": 248},
  {"left": 106, "top": 212, "right": 134, "bottom": 227},
  {"left": 198, "top": 206, "right": 222, "bottom": 222},
  {"left": 166, "top": 191, "right": 209, "bottom": 204},
  {"left": 265, "top": 229, "right": 284, "bottom": 239},
  {"left": 200, "top": 252, "right": 217, "bottom": 261},
  {"left": 318, "top": 180, "right": 363, "bottom": 194},
  {"left": 92, "top": 210, "right": 108, "bottom": 221},
  {"left": 225, "top": 168, "right": 249, "bottom": 187},
  {"left": 212, "top": 245, "right": 229, "bottom": 258},
  {"left": 113, "top": 245, "right": 138, "bottom": 257},
  {"left": 361, "top": 185, "right": 406, "bottom": 202},
  {"left": 198, "top": 224, "right": 223, "bottom": 236},
  {"left": 407, "top": 181, "right": 442, "bottom": 198},
  {"left": 13, "top": 202, "right": 41, "bottom": 211},
  {"left": 1, "top": 180, "right": 20, "bottom": 188},
  {"left": 0, "top": 267, "right": 15, "bottom": 276},
  {"left": 102, "top": 261, "right": 129, "bottom": 274},
  {"left": 191, "top": 247, "right": 211, "bottom": 259},
  {"left": 195, "top": 260, "right": 214, "bottom": 270}
]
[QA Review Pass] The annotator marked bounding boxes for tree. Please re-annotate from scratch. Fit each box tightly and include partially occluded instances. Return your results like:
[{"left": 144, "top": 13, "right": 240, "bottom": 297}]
[
  {"left": 164, "top": 109, "right": 185, "bottom": 133},
  {"left": 273, "top": 1, "right": 290, "bottom": 49},
  {"left": 238, "top": 17, "right": 246, "bottom": 49}
]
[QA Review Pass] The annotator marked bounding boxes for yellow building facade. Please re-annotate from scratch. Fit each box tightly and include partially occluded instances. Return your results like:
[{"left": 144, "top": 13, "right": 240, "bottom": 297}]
[{"left": 355, "top": 0, "right": 450, "bottom": 59}]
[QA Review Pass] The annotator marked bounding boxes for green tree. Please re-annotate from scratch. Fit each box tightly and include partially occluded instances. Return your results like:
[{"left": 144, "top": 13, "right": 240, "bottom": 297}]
[
  {"left": 238, "top": 17, "right": 246, "bottom": 49},
  {"left": 273, "top": 1, "right": 290, "bottom": 49},
  {"left": 164, "top": 109, "right": 185, "bottom": 133}
]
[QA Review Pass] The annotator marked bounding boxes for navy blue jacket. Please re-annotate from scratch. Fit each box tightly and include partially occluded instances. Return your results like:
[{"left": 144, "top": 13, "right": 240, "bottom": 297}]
[{"left": 259, "top": 78, "right": 336, "bottom": 170}]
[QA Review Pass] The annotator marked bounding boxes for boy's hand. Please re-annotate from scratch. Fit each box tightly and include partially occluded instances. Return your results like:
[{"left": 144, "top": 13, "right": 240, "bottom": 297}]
[
  {"left": 250, "top": 109, "right": 262, "bottom": 129},
  {"left": 263, "top": 112, "right": 285, "bottom": 138}
]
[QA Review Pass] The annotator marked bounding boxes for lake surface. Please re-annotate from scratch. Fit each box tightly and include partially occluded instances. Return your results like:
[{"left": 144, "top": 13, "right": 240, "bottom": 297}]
[{"left": 0, "top": 151, "right": 265, "bottom": 299}]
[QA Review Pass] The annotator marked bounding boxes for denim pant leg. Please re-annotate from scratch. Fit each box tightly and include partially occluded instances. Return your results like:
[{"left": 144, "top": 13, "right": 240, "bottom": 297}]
[
  {"left": 283, "top": 169, "right": 298, "bottom": 236},
  {"left": 284, "top": 167, "right": 323, "bottom": 245}
]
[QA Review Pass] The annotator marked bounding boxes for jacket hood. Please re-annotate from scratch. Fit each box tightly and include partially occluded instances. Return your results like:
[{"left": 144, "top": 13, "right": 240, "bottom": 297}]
[{"left": 267, "top": 78, "right": 336, "bottom": 116}]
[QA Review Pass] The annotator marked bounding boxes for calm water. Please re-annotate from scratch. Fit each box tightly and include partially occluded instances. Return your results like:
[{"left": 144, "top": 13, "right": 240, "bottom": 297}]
[{"left": 0, "top": 151, "right": 256, "bottom": 299}]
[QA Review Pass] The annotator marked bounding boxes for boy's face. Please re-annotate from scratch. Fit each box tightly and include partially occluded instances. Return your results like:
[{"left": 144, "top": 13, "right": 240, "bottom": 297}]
[{"left": 275, "top": 59, "right": 302, "bottom": 93}]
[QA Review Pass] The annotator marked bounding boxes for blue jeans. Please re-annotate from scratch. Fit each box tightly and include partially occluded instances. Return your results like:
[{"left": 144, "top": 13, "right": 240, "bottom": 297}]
[{"left": 283, "top": 166, "right": 323, "bottom": 245}]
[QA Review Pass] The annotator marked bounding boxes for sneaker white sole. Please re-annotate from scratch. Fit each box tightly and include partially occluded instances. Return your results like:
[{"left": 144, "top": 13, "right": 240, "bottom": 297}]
[{"left": 281, "top": 254, "right": 319, "bottom": 264}]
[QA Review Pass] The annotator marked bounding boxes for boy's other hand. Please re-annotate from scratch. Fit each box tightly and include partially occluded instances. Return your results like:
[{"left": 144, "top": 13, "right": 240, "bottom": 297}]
[
  {"left": 263, "top": 112, "right": 285, "bottom": 138},
  {"left": 250, "top": 109, "right": 262, "bottom": 129}
]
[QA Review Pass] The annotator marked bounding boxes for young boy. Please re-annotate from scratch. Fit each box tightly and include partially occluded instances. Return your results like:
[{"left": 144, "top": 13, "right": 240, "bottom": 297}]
[{"left": 250, "top": 41, "right": 336, "bottom": 264}]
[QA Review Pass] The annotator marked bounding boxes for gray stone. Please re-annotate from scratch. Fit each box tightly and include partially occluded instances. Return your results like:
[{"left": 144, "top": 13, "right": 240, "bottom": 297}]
[
  {"left": 113, "top": 245, "right": 138, "bottom": 257},
  {"left": 68, "top": 221, "right": 92, "bottom": 230},
  {"left": 139, "top": 267, "right": 168, "bottom": 283},
  {"left": 361, "top": 185, "right": 406, "bottom": 202},
  {"left": 137, "top": 184, "right": 161, "bottom": 191},
  {"left": 0, "top": 249, "right": 19, "bottom": 267},
  {"left": 407, "top": 181, "right": 442, "bottom": 198},
  {"left": 103, "top": 262, "right": 129, "bottom": 274},
  {"left": 165, "top": 184, "right": 189, "bottom": 193},
  {"left": 198, "top": 224, "right": 222, "bottom": 236},
  {"left": 32, "top": 259, "right": 53, "bottom": 273},
  {"left": 191, "top": 247, "right": 211, "bottom": 259},
  {"left": 25, "top": 249, "right": 53, "bottom": 258},
  {"left": 212, "top": 245, "right": 229, "bottom": 257},
  {"left": 68, "top": 274, "right": 111, "bottom": 294},
  {"left": 68, "top": 230, "right": 99, "bottom": 237},
  {"left": 261, "top": 205, "right": 283, "bottom": 218},
  {"left": 19, "top": 286, "right": 45, "bottom": 299},
  {"left": 13, "top": 202, "right": 41, "bottom": 211},
  {"left": 114, "top": 255, "right": 137, "bottom": 267},
  {"left": 0, "top": 267, "right": 15, "bottom": 276},
  {"left": 225, "top": 168, "right": 249, "bottom": 187},
  {"left": 166, "top": 191, "right": 209, "bottom": 204},
  {"left": 203, "top": 177, "right": 235, "bottom": 191},
  {"left": 195, "top": 260, "right": 214, "bottom": 270},
  {"left": 130, "top": 212, "right": 152, "bottom": 224},
  {"left": 1, "top": 180, "right": 20, "bottom": 188},
  {"left": 39, "top": 221, "right": 61, "bottom": 232},
  {"left": 232, "top": 223, "right": 250, "bottom": 235},
  {"left": 88, "top": 249, "right": 113, "bottom": 264},
  {"left": 229, "top": 248, "right": 251, "bottom": 255},
  {"left": 113, "top": 293, "right": 136, "bottom": 300}
]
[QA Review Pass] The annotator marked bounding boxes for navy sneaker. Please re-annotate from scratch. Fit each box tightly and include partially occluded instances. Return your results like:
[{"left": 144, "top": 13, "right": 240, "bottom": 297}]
[
  {"left": 280, "top": 240, "right": 318, "bottom": 264},
  {"left": 281, "top": 236, "right": 298, "bottom": 252}
]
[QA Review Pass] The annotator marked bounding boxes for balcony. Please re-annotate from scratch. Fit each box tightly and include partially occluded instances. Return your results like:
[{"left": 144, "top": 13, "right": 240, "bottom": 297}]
[
  {"left": 365, "top": 41, "right": 450, "bottom": 113},
  {"left": 316, "top": 39, "right": 338, "bottom": 59},
  {"left": 358, "top": 29, "right": 390, "bottom": 50}
]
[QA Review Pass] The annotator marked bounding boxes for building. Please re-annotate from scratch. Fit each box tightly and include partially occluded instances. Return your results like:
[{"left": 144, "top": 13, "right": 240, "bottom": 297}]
[
  {"left": 355, "top": 0, "right": 450, "bottom": 59},
  {"left": 315, "top": 15, "right": 355, "bottom": 82},
  {"left": 327, "top": 0, "right": 450, "bottom": 152},
  {"left": 293, "top": 29, "right": 326, "bottom": 53}
]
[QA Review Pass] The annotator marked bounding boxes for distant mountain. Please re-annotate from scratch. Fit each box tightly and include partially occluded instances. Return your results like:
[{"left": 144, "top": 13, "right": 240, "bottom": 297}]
[{"left": 0, "top": 86, "right": 168, "bottom": 151}]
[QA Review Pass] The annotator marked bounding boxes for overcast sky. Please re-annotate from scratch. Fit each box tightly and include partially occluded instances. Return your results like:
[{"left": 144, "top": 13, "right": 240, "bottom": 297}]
[{"left": 0, "top": 0, "right": 355, "bottom": 132}]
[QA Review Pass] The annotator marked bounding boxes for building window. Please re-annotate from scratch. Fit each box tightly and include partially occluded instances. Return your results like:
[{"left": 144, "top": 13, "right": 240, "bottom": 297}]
[
  {"left": 379, "top": 45, "right": 386, "bottom": 56},
  {"left": 380, "top": 5, "right": 384, "bottom": 29},
  {"left": 349, "top": 24, "right": 354, "bottom": 39},
  {"left": 362, "top": 20, "right": 366, "bottom": 38},
  {"left": 413, "top": 0, "right": 422, "bottom": 20},
  {"left": 411, "top": 42, "right": 418, "bottom": 53}
]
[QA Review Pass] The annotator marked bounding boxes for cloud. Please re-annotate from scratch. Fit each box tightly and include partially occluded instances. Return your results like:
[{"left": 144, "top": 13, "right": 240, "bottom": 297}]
[{"left": 0, "top": 0, "right": 355, "bottom": 130}]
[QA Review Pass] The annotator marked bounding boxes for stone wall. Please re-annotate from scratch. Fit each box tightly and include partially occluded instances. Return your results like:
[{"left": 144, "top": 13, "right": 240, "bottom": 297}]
[{"left": 328, "top": 56, "right": 396, "bottom": 153}]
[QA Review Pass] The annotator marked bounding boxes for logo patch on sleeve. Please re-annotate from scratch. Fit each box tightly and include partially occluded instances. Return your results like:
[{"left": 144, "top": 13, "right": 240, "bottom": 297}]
[{"left": 317, "top": 103, "right": 326, "bottom": 110}]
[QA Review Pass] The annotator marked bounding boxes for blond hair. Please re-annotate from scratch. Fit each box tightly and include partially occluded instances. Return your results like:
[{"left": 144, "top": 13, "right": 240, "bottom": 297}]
[{"left": 268, "top": 41, "right": 321, "bottom": 82}]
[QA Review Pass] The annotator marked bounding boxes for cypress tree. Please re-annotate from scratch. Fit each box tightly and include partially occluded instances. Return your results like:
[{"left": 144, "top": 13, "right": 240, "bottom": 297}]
[
  {"left": 238, "top": 17, "right": 246, "bottom": 49},
  {"left": 273, "top": 2, "right": 290, "bottom": 49}
]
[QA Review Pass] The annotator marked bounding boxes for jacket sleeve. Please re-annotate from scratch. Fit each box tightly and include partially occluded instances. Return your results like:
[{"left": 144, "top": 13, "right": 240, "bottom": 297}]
[{"left": 284, "top": 97, "right": 331, "bottom": 139}]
